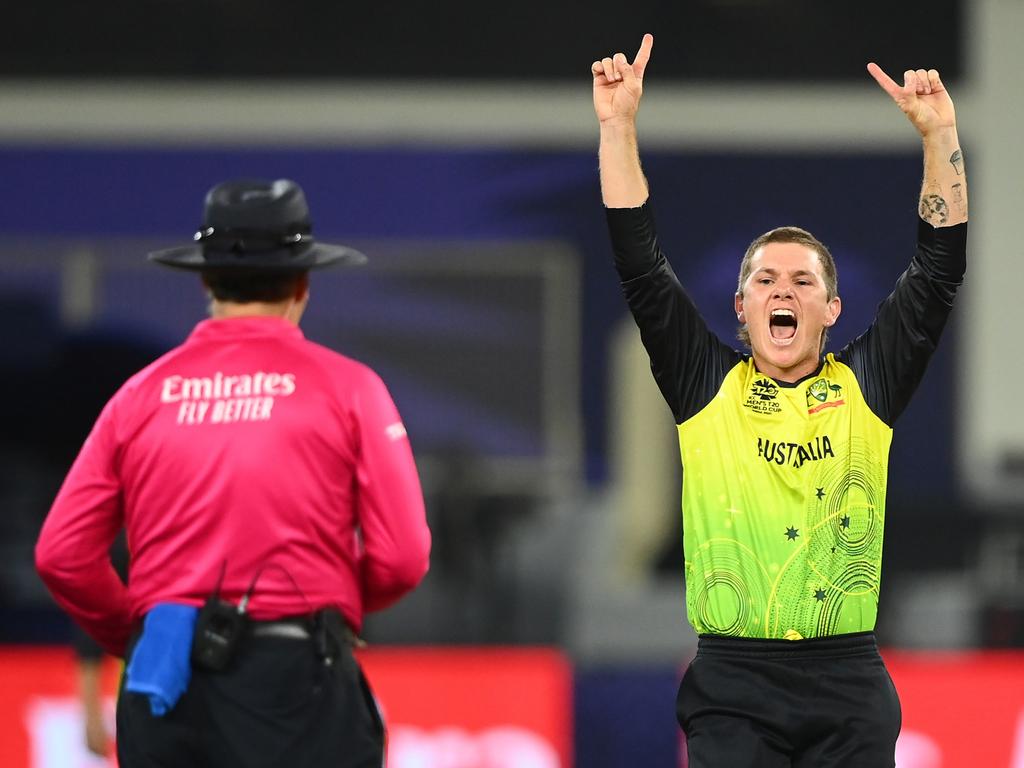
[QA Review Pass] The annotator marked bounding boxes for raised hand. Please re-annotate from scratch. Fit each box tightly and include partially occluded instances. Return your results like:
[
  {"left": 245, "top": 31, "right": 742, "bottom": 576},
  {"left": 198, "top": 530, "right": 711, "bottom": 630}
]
[
  {"left": 592, "top": 34, "right": 654, "bottom": 126},
  {"left": 867, "top": 63, "right": 957, "bottom": 137}
]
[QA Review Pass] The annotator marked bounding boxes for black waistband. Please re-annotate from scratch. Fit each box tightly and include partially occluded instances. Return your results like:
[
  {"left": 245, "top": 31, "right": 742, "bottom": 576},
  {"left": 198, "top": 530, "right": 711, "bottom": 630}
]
[{"left": 696, "top": 631, "right": 878, "bottom": 660}]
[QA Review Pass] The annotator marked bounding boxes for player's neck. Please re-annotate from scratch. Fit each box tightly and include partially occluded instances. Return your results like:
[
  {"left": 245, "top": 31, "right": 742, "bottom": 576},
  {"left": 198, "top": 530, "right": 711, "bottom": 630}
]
[
  {"left": 209, "top": 300, "right": 303, "bottom": 325},
  {"left": 751, "top": 354, "right": 822, "bottom": 385}
]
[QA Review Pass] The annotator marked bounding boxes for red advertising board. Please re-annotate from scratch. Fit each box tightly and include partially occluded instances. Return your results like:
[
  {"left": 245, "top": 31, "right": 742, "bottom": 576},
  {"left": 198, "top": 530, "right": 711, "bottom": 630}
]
[
  {"left": 0, "top": 646, "right": 122, "bottom": 767},
  {"left": 2, "top": 646, "right": 1023, "bottom": 767},
  {"left": 885, "top": 650, "right": 1024, "bottom": 768},
  {"left": 359, "top": 647, "right": 573, "bottom": 768},
  {"left": 0, "top": 646, "right": 572, "bottom": 768}
]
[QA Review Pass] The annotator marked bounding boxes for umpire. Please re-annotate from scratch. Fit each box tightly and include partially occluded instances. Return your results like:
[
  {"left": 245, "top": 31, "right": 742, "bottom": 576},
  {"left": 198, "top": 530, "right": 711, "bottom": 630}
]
[{"left": 36, "top": 179, "right": 431, "bottom": 767}]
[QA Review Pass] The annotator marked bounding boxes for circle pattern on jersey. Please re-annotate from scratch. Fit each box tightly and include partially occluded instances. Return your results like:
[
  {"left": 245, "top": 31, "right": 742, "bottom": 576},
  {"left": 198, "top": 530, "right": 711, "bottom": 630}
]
[
  {"left": 815, "top": 559, "right": 879, "bottom": 636},
  {"left": 764, "top": 437, "right": 885, "bottom": 637},
  {"left": 688, "top": 538, "right": 772, "bottom": 637}
]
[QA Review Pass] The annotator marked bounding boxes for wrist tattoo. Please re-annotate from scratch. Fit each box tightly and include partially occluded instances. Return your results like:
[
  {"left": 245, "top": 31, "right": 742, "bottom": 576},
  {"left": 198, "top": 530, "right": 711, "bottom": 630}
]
[
  {"left": 920, "top": 194, "right": 949, "bottom": 225},
  {"left": 950, "top": 149, "right": 964, "bottom": 175}
]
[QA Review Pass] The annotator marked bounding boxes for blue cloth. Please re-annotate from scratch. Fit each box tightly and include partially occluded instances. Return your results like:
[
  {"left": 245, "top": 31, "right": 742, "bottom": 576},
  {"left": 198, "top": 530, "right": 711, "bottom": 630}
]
[{"left": 125, "top": 603, "right": 199, "bottom": 716}]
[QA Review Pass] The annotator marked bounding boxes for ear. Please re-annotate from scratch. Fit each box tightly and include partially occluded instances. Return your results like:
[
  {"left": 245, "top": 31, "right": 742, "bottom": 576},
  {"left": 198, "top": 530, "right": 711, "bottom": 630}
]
[
  {"left": 734, "top": 292, "right": 745, "bottom": 322},
  {"left": 824, "top": 295, "right": 842, "bottom": 327}
]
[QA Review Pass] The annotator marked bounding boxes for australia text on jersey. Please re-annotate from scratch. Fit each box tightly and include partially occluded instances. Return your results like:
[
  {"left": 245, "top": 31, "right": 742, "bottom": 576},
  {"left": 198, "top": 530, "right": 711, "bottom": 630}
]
[
  {"left": 160, "top": 371, "right": 297, "bottom": 426},
  {"left": 756, "top": 435, "right": 835, "bottom": 468}
]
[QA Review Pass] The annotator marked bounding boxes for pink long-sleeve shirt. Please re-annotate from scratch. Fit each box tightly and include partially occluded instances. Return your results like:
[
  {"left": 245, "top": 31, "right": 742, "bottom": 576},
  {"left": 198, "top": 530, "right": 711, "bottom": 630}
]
[{"left": 36, "top": 315, "right": 430, "bottom": 657}]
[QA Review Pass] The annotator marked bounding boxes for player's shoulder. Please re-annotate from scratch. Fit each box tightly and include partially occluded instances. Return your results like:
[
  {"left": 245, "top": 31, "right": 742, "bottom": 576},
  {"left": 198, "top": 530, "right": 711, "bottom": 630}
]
[
  {"left": 816, "top": 352, "right": 855, "bottom": 381},
  {"left": 822, "top": 352, "right": 852, "bottom": 372},
  {"left": 113, "top": 344, "right": 190, "bottom": 399},
  {"left": 295, "top": 337, "right": 385, "bottom": 387},
  {"left": 87, "top": 343, "right": 192, "bottom": 427}
]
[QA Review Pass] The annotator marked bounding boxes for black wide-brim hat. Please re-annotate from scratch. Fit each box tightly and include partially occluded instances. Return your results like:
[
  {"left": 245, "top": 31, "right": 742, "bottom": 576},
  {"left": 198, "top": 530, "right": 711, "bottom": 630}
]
[{"left": 148, "top": 178, "right": 367, "bottom": 271}]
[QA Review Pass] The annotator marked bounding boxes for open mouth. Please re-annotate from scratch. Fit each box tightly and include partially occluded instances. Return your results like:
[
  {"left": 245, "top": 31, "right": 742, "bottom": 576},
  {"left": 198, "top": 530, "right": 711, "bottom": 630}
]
[{"left": 769, "top": 309, "right": 798, "bottom": 343}]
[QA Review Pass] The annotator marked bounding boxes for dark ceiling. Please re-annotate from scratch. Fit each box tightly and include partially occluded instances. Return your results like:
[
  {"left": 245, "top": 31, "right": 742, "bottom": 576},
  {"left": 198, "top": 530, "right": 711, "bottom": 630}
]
[{"left": 1, "top": 0, "right": 962, "bottom": 81}]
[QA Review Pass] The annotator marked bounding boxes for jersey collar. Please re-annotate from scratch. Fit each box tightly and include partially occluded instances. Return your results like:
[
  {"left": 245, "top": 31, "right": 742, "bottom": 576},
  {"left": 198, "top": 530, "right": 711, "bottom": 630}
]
[
  {"left": 751, "top": 356, "right": 825, "bottom": 389},
  {"left": 188, "top": 315, "right": 305, "bottom": 342}
]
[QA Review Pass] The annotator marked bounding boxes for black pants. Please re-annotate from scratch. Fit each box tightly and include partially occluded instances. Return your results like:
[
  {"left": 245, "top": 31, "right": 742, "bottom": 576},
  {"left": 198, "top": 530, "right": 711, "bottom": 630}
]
[
  {"left": 677, "top": 632, "right": 901, "bottom": 768},
  {"left": 116, "top": 623, "right": 384, "bottom": 768}
]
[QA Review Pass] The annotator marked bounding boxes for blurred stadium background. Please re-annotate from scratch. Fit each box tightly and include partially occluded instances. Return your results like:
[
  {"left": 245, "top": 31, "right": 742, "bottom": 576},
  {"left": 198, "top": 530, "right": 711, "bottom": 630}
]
[{"left": 1, "top": 0, "right": 1023, "bottom": 765}]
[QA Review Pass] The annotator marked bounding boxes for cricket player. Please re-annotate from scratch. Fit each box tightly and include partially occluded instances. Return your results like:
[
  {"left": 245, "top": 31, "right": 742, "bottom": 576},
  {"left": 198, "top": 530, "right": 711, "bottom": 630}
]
[{"left": 593, "top": 34, "right": 967, "bottom": 766}]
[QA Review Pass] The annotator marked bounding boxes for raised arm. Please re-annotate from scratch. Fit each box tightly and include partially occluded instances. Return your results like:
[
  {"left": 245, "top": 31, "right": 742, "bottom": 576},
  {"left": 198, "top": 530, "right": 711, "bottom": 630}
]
[
  {"left": 839, "top": 64, "right": 968, "bottom": 425},
  {"left": 867, "top": 63, "right": 967, "bottom": 228},
  {"left": 594, "top": 34, "right": 653, "bottom": 209},
  {"left": 594, "top": 35, "right": 741, "bottom": 423}
]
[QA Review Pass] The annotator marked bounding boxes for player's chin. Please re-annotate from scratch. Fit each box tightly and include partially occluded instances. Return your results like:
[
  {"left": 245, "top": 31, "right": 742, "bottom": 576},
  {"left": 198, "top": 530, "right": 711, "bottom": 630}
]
[{"left": 759, "top": 333, "right": 809, "bottom": 367}]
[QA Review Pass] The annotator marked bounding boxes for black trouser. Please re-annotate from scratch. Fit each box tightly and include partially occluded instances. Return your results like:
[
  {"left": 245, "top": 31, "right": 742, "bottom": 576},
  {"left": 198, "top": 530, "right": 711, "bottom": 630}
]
[
  {"left": 677, "top": 632, "right": 901, "bottom": 768},
  {"left": 116, "top": 616, "right": 384, "bottom": 768}
]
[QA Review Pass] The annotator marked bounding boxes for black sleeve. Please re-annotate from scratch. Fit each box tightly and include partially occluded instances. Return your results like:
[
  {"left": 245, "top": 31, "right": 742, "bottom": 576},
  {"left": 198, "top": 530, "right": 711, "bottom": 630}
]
[
  {"left": 607, "top": 202, "right": 742, "bottom": 424},
  {"left": 836, "top": 219, "right": 967, "bottom": 426}
]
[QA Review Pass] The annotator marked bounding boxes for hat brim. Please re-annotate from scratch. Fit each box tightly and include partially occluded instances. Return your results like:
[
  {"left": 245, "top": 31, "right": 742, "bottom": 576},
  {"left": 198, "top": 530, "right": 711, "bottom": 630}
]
[{"left": 146, "top": 242, "right": 368, "bottom": 272}]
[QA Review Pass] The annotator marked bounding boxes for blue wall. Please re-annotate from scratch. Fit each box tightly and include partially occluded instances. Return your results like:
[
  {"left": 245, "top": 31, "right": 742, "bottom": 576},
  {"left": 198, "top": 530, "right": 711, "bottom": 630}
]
[{"left": 0, "top": 145, "right": 955, "bottom": 500}]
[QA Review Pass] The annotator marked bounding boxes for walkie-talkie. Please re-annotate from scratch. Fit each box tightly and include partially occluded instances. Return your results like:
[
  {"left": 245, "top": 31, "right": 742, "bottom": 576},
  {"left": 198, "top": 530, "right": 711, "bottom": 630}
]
[{"left": 191, "top": 562, "right": 249, "bottom": 672}]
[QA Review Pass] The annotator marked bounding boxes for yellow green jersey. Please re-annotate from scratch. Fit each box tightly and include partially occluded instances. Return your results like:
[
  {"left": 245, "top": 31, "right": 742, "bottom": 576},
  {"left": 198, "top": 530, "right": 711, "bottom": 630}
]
[
  {"left": 679, "top": 355, "right": 889, "bottom": 639},
  {"left": 607, "top": 203, "right": 967, "bottom": 640}
]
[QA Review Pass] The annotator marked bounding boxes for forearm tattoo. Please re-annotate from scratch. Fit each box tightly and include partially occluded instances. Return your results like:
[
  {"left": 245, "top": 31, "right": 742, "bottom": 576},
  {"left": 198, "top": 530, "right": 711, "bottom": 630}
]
[
  {"left": 950, "top": 149, "right": 964, "bottom": 175},
  {"left": 951, "top": 183, "right": 967, "bottom": 216},
  {"left": 920, "top": 194, "right": 949, "bottom": 225}
]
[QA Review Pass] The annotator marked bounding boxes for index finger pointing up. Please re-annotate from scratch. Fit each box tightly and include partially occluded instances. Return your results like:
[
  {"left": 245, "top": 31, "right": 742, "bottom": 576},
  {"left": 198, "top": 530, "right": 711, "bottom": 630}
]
[
  {"left": 866, "top": 62, "right": 901, "bottom": 99},
  {"left": 633, "top": 33, "right": 654, "bottom": 79}
]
